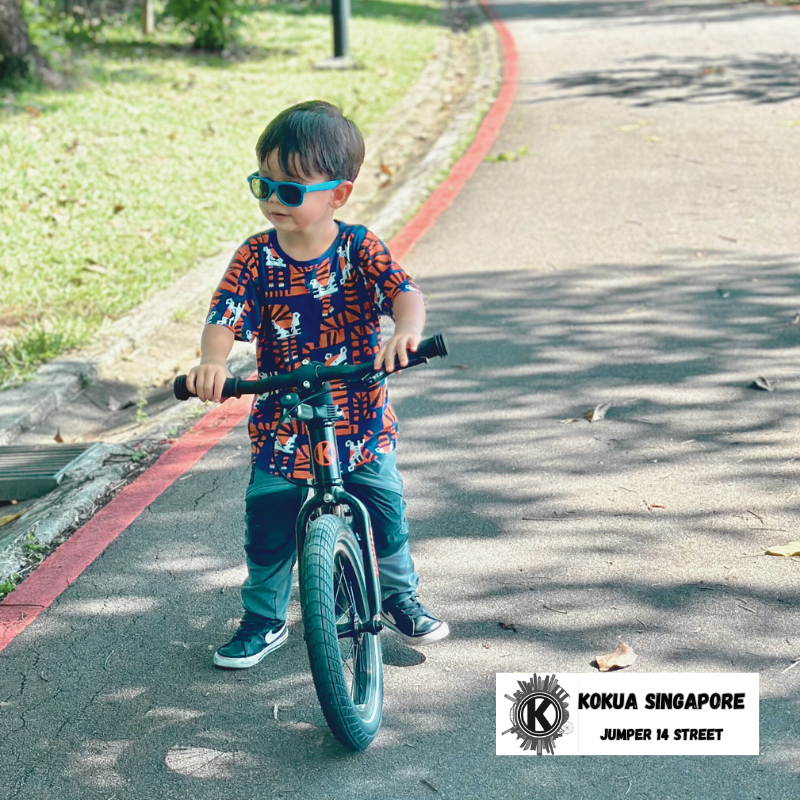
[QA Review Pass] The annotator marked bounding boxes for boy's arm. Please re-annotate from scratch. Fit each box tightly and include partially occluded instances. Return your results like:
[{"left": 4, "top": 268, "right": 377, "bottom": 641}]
[
  {"left": 186, "top": 324, "right": 235, "bottom": 403},
  {"left": 373, "top": 291, "right": 426, "bottom": 373}
]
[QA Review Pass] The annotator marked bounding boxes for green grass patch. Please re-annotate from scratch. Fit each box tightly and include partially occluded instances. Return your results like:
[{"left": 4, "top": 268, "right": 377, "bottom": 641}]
[
  {"left": 0, "top": 0, "right": 440, "bottom": 388},
  {"left": 0, "top": 573, "right": 20, "bottom": 601}
]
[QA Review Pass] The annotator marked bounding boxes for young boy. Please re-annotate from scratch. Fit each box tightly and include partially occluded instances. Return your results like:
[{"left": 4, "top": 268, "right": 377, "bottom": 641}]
[{"left": 187, "top": 100, "right": 449, "bottom": 669}]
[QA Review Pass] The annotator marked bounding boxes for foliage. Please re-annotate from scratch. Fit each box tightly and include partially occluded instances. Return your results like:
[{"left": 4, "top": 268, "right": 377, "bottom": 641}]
[
  {"left": 165, "top": 0, "right": 244, "bottom": 51},
  {"left": 0, "top": 0, "right": 440, "bottom": 388},
  {"left": 0, "top": 574, "right": 20, "bottom": 600}
]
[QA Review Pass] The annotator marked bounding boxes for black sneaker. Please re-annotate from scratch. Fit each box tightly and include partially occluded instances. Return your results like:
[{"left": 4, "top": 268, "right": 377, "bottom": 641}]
[
  {"left": 212, "top": 612, "right": 288, "bottom": 669},
  {"left": 382, "top": 595, "right": 450, "bottom": 645}
]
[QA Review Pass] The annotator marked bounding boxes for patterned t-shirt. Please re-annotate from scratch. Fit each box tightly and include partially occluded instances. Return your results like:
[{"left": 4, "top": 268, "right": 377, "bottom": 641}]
[{"left": 206, "top": 221, "right": 421, "bottom": 481}]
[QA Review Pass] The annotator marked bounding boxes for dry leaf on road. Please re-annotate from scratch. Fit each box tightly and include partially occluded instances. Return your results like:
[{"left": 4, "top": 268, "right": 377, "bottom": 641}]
[
  {"left": 752, "top": 377, "right": 775, "bottom": 391},
  {"left": 584, "top": 402, "right": 612, "bottom": 423},
  {"left": 498, "top": 621, "right": 518, "bottom": 632},
  {"left": 765, "top": 541, "right": 800, "bottom": 557},
  {"left": 0, "top": 510, "right": 25, "bottom": 528},
  {"left": 595, "top": 641, "right": 637, "bottom": 672}
]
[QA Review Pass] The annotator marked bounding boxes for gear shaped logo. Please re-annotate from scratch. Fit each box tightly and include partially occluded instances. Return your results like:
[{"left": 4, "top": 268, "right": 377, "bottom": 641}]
[{"left": 502, "top": 674, "right": 574, "bottom": 754}]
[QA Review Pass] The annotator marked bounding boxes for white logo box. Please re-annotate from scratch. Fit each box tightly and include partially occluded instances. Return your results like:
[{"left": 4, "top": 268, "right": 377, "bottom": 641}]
[{"left": 496, "top": 673, "right": 759, "bottom": 756}]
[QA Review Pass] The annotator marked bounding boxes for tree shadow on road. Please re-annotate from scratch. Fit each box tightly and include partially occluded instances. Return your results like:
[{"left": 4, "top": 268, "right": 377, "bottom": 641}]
[
  {"left": 2, "top": 254, "right": 800, "bottom": 795},
  {"left": 541, "top": 53, "right": 800, "bottom": 105}
]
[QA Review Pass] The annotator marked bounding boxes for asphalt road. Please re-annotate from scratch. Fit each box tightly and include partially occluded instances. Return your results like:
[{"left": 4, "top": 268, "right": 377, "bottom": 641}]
[{"left": 2, "top": 1, "right": 800, "bottom": 797}]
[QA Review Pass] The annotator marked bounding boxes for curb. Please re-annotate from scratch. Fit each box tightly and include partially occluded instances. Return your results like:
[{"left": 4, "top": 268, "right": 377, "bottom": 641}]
[{"left": 0, "top": 2, "right": 504, "bottom": 592}]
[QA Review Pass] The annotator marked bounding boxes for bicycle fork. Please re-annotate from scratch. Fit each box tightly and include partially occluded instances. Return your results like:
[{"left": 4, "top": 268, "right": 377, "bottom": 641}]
[{"left": 291, "top": 384, "right": 384, "bottom": 635}]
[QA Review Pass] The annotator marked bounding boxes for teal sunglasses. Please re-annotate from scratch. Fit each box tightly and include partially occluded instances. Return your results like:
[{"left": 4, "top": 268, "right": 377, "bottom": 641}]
[{"left": 247, "top": 173, "right": 343, "bottom": 207}]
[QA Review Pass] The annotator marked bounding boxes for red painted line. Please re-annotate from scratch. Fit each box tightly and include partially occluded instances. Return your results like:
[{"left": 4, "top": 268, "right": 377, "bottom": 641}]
[
  {"left": 0, "top": 395, "right": 251, "bottom": 651},
  {"left": 388, "top": 0, "right": 519, "bottom": 262},
  {"left": 0, "top": 0, "right": 520, "bottom": 652}
]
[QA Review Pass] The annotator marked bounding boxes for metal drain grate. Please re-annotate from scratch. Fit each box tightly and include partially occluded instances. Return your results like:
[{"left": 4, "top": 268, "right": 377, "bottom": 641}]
[{"left": 0, "top": 443, "right": 101, "bottom": 502}]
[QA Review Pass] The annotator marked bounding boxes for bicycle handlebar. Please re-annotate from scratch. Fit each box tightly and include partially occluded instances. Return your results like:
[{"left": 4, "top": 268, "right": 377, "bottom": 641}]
[{"left": 173, "top": 333, "right": 448, "bottom": 401}]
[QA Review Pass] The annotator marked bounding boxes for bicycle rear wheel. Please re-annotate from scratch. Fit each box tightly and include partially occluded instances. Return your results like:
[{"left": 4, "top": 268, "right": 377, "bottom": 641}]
[{"left": 300, "top": 514, "right": 383, "bottom": 751}]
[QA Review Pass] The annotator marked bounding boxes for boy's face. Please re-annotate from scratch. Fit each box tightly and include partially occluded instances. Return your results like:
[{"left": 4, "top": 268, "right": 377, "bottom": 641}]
[{"left": 257, "top": 149, "right": 352, "bottom": 235}]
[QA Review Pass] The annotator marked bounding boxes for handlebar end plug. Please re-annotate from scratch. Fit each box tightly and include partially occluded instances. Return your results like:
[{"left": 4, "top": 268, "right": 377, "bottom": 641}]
[{"left": 174, "top": 375, "right": 192, "bottom": 401}]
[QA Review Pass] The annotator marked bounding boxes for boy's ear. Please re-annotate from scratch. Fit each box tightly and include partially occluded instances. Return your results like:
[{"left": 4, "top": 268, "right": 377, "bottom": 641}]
[{"left": 329, "top": 180, "right": 354, "bottom": 209}]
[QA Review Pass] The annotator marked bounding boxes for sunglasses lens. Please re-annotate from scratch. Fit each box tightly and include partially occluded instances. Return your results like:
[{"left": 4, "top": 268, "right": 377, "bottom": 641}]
[
  {"left": 277, "top": 183, "right": 303, "bottom": 206},
  {"left": 249, "top": 177, "right": 270, "bottom": 200}
]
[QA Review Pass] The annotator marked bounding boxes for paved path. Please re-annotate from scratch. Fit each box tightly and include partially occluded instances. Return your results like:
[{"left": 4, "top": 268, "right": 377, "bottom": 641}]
[{"left": 2, "top": 1, "right": 800, "bottom": 797}]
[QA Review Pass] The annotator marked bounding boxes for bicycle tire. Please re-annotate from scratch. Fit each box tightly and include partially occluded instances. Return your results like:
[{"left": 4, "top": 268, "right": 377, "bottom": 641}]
[{"left": 300, "top": 514, "right": 383, "bottom": 750}]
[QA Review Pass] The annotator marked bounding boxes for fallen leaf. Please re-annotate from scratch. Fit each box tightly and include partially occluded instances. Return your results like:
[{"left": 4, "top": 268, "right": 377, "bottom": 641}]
[
  {"left": 752, "top": 377, "right": 775, "bottom": 391},
  {"left": 647, "top": 503, "right": 667, "bottom": 510},
  {"left": 498, "top": 621, "right": 518, "bottom": 632},
  {"left": 595, "top": 641, "right": 637, "bottom": 672},
  {"left": 420, "top": 779, "right": 439, "bottom": 793},
  {"left": 54, "top": 429, "right": 64, "bottom": 443},
  {"left": 25, "top": 105, "right": 41, "bottom": 117},
  {"left": 765, "top": 541, "right": 800, "bottom": 557},
  {"left": 47, "top": 211, "right": 69, "bottom": 226},
  {"left": 83, "top": 262, "right": 110, "bottom": 275},
  {"left": 584, "top": 402, "right": 612, "bottom": 423},
  {"left": 380, "top": 161, "right": 394, "bottom": 175},
  {"left": 113, "top": 203, "right": 125, "bottom": 214},
  {"left": 559, "top": 418, "right": 580, "bottom": 424},
  {"left": 485, "top": 146, "right": 529, "bottom": 162},
  {"left": 0, "top": 510, "right": 25, "bottom": 528}
]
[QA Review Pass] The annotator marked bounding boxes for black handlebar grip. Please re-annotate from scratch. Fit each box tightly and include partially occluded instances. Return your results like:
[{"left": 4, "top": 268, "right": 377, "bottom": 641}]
[
  {"left": 174, "top": 375, "right": 192, "bottom": 401},
  {"left": 415, "top": 333, "right": 448, "bottom": 360},
  {"left": 174, "top": 375, "right": 242, "bottom": 400}
]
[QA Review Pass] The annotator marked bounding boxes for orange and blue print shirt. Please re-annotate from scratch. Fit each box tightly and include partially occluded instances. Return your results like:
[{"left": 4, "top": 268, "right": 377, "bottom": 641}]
[{"left": 206, "top": 221, "right": 421, "bottom": 481}]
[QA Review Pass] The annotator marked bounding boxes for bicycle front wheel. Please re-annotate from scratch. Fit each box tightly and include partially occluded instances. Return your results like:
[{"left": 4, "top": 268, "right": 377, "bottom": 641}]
[{"left": 299, "top": 514, "right": 383, "bottom": 751}]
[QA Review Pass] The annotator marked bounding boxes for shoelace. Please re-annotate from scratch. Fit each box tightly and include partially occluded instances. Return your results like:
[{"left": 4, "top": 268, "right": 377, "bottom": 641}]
[
  {"left": 391, "top": 596, "right": 429, "bottom": 620},
  {"left": 235, "top": 613, "right": 278, "bottom": 639}
]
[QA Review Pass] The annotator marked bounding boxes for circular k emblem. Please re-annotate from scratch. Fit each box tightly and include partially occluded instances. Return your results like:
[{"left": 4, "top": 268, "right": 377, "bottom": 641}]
[
  {"left": 502, "top": 675, "right": 573, "bottom": 755},
  {"left": 517, "top": 692, "right": 563, "bottom": 737}
]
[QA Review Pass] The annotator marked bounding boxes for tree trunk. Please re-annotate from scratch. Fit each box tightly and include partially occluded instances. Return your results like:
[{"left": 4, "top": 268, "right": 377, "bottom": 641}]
[
  {"left": 142, "top": 0, "right": 154, "bottom": 35},
  {"left": 0, "top": 0, "right": 63, "bottom": 87}
]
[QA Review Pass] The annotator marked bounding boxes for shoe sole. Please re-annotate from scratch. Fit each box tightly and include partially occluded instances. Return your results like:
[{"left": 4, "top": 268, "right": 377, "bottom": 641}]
[
  {"left": 212, "top": 626, "right": 288, "bottom": 669},
  {"left": 382, "top": 618, "right": 450, "bottom": 646}
]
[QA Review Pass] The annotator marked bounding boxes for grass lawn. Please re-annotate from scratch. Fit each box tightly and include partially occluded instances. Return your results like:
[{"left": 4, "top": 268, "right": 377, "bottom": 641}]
[{"left": 0, "top": 0, "right": 441, "bottom": 389}]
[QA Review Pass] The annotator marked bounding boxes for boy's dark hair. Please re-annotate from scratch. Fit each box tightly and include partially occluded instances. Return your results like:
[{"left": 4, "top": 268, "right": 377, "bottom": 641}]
[{"left": 256, "top": 101, "right": 365, "bottom": 182}]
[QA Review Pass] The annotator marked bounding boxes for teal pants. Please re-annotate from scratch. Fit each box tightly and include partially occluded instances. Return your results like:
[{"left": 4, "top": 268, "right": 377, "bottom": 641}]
[{"left": 241, "top": 451, "right": 419, "bottom": 625}]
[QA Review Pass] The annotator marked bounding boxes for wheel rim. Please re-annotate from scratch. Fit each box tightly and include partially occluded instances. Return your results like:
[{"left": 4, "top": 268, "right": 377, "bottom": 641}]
[{"left": 333, "top": 543, "right": 381, "bottom": 724}]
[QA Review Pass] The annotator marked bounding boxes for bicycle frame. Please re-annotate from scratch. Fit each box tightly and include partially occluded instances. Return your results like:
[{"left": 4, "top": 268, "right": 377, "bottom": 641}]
[
  {"left": 290, "top": 382, "right": 384, "bottom": 635},
  {"left": 173, "top": 332, "right": 449, "bottom": 639}
]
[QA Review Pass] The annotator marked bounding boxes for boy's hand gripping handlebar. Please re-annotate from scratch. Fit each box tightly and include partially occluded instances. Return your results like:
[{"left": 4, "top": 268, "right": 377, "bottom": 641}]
[{"left": 173, "top": 333, "right": 448, "bottom": 401}]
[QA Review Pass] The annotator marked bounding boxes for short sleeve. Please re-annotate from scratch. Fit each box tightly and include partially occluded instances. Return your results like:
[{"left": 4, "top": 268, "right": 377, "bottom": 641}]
[
  {"left": 206, "top": 242, "right": 263, "bottom": 343},
  {"left": 356, "top": 230, "right": 421, "bottom": 317}
]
